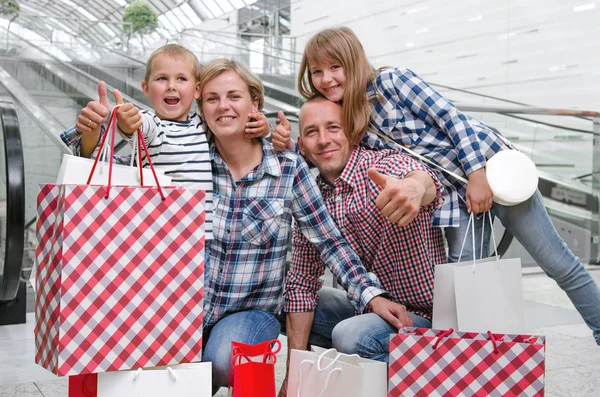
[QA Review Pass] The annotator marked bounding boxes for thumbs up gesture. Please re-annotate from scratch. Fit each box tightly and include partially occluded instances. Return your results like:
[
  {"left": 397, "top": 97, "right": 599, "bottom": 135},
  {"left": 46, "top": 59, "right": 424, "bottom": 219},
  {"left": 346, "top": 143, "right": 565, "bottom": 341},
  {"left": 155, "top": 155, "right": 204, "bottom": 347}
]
[
  {"left": 367, "top": 168, "right": 425, "bottom": 226},
  {"left": 76, "top": 81, "right": 110, "bottom": 136},
  {"left": 113, "top": 88, "right": 142, "bottom": 135},
  {"left": 272, "top": 111, "right": 294, "bottom": 151}
]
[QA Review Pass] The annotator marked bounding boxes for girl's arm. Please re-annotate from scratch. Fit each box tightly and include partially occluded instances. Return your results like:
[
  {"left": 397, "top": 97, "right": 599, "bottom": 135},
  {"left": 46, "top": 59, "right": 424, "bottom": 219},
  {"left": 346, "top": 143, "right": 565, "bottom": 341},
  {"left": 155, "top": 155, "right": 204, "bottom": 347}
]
[{"left": 376, "top": 68, "right": 488, "bottom": 177}]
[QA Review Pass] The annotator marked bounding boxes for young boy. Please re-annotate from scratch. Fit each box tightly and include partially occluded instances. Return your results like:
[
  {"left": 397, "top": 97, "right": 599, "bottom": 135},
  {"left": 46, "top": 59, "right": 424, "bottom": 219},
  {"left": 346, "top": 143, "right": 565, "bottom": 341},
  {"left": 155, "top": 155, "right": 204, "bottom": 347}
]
[{"left": 62, "top": 44, "right": 270, "bottom": 240}]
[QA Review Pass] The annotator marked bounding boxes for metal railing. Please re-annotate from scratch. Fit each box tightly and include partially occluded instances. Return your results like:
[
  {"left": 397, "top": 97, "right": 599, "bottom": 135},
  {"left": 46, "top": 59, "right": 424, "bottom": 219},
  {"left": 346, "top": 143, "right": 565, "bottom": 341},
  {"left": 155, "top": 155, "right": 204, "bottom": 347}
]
[{"left": 265, "top": 105, "right": 600, "bottom": 263}]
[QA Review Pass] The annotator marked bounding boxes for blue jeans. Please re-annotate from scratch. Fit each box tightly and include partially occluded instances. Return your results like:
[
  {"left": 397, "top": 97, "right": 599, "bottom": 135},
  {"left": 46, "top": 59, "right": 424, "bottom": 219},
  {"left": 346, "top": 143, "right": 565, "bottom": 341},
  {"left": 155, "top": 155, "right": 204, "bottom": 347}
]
[
  {"left": 203, "top": 310, "right": 281, "bottom": 388},
  {"left": 309, "top": 287, "right": 431, "bottom": 364},
  {"left": 445, "top": 190, "right": 600, "bottom": 345}
]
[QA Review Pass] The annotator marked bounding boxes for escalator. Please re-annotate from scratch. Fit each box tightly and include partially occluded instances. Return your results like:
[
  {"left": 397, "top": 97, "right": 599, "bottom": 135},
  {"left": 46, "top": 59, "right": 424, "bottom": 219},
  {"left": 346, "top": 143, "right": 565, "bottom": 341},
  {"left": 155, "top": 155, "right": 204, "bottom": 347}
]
[{"left": 0, "top": 99, "right": 25, "bottom": 325}]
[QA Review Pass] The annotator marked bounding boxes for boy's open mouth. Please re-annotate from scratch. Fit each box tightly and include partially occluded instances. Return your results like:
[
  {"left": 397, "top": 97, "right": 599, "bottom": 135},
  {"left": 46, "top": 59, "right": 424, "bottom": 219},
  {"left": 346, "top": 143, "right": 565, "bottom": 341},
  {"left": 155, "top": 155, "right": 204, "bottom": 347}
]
[{"left": 165, "top": 97, "right": 180, "bottom": 105}]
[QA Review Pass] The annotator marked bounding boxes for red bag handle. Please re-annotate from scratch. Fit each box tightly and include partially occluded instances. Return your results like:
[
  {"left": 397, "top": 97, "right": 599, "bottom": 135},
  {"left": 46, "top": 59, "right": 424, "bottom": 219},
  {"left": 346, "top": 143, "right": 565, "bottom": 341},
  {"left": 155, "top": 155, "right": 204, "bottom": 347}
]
[
  {"left": 231, "top": 339, "right": 282, "bottom": 358},
  {"left": 232, "top": 351, "right": 277, "bottom": 367},
  {"left": 432, "top": 328, "right": 454, "bottom": 349},
  {"left": 85, "top": 105, "right": 165, "bottom": 200}
]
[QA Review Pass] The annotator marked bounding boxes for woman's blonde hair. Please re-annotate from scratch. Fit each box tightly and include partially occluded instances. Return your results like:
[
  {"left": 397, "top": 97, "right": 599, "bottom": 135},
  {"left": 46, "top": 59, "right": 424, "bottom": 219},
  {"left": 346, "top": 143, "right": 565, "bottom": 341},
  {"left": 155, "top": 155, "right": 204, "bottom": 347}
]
[
  {"left": 298, "top": 27, "right": 375, "bottom": 145},
  {"left": 145, "top": 44, "right": 201, "bottom": 82},
  {"left": 197, "top": 58, "right": 264, "bottom": 111}
]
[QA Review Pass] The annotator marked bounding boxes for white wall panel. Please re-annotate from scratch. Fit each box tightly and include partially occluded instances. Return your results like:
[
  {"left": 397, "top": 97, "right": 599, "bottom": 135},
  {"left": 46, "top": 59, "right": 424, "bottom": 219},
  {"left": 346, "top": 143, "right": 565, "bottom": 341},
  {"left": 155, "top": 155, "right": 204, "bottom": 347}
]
[{"left": 291, "top": 0, "right": 600, "bottom": 111}]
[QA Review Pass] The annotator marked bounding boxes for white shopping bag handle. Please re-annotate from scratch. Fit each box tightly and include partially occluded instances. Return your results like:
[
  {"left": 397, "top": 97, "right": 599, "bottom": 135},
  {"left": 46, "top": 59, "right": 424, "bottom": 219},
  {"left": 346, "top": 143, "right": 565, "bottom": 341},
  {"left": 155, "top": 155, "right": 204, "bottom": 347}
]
[
  {"left": 131, "top": 366, "right": 178, "bottom": 382},
  {"left": 457, "top": 212, "right": 499, "bottom": 272},
  {"left": 315, "top": 348, "right": 359, "bottom": 371},
  {"left": 297, "top": 359, "right": 342, "bottom": 397}
]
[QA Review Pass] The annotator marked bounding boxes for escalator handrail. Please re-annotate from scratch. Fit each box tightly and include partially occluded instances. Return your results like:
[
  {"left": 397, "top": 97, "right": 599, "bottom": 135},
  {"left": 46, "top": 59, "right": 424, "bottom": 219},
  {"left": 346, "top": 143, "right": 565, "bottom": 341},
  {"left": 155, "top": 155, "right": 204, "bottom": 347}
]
[{"left": 0, "top": 98, "right": 25, "bottom": 303}]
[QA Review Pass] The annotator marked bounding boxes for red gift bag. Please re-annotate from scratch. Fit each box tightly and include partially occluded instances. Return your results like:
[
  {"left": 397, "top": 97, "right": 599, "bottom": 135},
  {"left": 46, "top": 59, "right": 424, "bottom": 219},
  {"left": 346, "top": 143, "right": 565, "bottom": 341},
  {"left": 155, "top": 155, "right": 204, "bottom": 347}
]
[
  {"left": 34, "top": 109, "right": 206, "bottom": 376},
  {"left": 68, "top": 374, "right": 97, "bottom": 397},
  {"left": 228, "top": 339, "right": 281, "bottom": 397},
  {"left": 389, "top": 327, "right": 546, "bottom": 397}
]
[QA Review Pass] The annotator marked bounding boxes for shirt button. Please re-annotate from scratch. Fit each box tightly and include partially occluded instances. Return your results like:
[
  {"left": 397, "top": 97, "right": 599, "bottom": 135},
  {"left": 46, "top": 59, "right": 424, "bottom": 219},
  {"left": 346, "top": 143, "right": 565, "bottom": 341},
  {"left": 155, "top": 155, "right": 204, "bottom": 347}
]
[
  {"left": 335, "top": 195, "right": 342, "bottom": 202},
  {"left": 226, "top": 229, "right": 231, "bottom": 234}
]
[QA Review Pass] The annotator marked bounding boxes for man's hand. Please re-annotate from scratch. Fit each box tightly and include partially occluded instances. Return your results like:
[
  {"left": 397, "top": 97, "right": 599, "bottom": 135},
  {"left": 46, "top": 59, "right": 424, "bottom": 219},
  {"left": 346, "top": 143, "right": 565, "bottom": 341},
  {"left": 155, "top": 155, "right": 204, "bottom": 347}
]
[
  {"left": 367, "top": 168, "right": 425, "bottom": 226},
  {"left": 114, "top": 89, "right": 142, "bottom": 135},
  {"left": 272, "top": 111, "right": 294, "bottom": 151},
  {"left": 245, "top": 111, "right": 270, "bottom": 138},
  {"left": 367, "top": 296, "right": 413, "bottom": 329},
  {"left": 466, "top": 168, "right": 493, "bottom": 213},
  {"left": 278, "top": 376, "right": 288, "bottom": 397}
]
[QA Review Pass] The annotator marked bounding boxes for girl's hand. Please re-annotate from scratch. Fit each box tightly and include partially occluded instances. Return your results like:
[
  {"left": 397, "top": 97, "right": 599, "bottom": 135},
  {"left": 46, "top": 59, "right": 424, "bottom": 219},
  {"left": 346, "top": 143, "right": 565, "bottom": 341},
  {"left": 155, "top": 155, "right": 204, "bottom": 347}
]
[
  {"left": 466, "top": 168, "right": 493, "bottom": 213},
  {"left": 245, "top": 111, "right": 270, "bottom": 138}
]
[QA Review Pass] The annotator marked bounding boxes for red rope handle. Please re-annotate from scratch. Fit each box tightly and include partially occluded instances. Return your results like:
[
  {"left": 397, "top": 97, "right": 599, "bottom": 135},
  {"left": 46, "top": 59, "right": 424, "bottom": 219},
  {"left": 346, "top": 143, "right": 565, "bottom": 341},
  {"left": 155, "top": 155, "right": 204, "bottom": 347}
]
[
  {"left": 136, "top": 127, "right": 165, "bottom": 201},
  {"left": 86, "top": 108, "right": 116, "bottom": 185},
  {"left": 264, "top": 339, "right": 282, "bottom": 355},
  {"left": 433, "top": 328, "right": 454, "bottom": 349},
  {"left": 137, "top": 130, "right": 144, "bottom": 186},
  {"left": 104, "top": 106, "right": 118, "bottom": 199},
  {"left": 487, "top": 331, "right": 500, "bottom": 354}
]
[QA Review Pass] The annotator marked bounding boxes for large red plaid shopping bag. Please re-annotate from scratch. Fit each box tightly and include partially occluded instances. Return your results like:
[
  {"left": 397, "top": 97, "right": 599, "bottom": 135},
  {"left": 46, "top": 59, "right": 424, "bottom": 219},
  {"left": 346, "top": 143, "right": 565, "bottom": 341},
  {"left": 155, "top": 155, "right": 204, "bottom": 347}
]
[
  {"left": 389, "top": 327, "right": 545, "bottom": 397},
  {"left": 34, "top": 108, "right": 206, "bottom": 376}
]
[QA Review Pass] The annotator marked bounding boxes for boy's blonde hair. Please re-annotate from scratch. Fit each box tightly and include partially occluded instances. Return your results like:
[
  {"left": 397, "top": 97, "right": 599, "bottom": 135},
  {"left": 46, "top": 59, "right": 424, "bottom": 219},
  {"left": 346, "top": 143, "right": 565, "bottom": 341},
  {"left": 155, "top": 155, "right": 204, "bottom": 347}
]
[
  {"left": 197, "top": 58, "right": 264, "bottom": 111},
  {"left": 145, "top": 44, "right": 202, "bottom": 82},
  {"left": 298, "top": 27, "right": 375, "bottom": 146}
]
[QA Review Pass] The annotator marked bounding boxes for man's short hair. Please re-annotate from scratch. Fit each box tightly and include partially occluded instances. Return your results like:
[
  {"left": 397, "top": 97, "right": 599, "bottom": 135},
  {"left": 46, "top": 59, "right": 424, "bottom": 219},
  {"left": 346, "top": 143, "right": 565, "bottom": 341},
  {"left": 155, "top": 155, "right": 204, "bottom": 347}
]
[{"left": 299, "top": 96, "right": 339, "bottom": 133}]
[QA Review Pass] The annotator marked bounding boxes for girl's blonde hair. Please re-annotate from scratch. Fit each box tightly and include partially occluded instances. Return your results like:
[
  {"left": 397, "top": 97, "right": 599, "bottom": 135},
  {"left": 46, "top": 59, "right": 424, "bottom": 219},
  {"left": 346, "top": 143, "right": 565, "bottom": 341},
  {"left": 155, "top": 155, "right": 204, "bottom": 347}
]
[
  {"left": 298, "top": 27, "right": 375, "bottom": 145},
  {"left": 145, "top": 44, "right": 201, "bottom": 82},
  {"left": 197, "top": 58, "right": 264, "bottom": 111}
]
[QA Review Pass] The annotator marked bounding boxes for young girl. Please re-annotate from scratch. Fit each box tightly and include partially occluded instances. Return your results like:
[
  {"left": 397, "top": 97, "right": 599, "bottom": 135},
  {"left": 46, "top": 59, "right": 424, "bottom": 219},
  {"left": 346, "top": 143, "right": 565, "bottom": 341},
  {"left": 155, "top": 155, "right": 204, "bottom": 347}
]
[{"left": 273, "top": 26, "right": 600, "bottom": 345}]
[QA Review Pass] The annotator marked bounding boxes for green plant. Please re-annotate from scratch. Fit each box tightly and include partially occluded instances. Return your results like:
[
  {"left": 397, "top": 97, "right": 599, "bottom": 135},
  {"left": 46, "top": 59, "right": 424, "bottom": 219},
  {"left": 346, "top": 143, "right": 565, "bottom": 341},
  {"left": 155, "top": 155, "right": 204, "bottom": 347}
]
[
  {"left": 0, "top": 0, "right": 20, "bottom": 18},
  {"left": 122, "top": 0, "right": 157, "bottom": 33}
]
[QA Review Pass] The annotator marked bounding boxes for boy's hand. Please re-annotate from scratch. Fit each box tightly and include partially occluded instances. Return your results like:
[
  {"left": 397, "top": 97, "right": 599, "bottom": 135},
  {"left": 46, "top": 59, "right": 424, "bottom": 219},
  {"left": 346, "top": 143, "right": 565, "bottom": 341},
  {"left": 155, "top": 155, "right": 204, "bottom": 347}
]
[
  {"left": 272, "top": 111, "right": 294, "bottom": 151},
  {"left": 114, "top": 89, "right": 142, "bottom": 135},
  {"left": 245, "top": 111, "right": 269, "bottom": 138},
  {"left": 76, "top": 81, "right": 109, "bottom": 137}
]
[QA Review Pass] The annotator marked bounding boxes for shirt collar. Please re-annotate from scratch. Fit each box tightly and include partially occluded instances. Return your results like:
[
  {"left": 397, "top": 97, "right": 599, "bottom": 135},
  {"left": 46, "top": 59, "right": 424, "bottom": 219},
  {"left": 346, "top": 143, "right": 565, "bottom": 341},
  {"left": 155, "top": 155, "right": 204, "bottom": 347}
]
[
  {"left": 210, "top": 139, "right": 281, "bottom": 179},
  {"left": 316, "top": 145, "right": 362, "bottom": 190}
]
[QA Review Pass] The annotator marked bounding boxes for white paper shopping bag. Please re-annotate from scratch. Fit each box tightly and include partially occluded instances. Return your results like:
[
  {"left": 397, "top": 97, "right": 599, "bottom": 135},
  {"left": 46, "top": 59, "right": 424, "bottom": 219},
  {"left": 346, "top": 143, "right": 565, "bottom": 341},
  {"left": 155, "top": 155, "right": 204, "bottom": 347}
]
[
  {"left": 432, "top": 212, "right": 525, "bottom": 334},
  {"left": 432, "top": 256, "right": 525, "bottom": 334},
  {"left": 97, "top": 363, "right": 212, "bottom": 397},
  {"left": 287, "top": 347, "right": 386, "bottom": 397},
  {"left": 57, "top": 154, "right": 171, "bottom": 186},
  {"left": 311, "top": 346, "right": 386, "bottom": 397}
]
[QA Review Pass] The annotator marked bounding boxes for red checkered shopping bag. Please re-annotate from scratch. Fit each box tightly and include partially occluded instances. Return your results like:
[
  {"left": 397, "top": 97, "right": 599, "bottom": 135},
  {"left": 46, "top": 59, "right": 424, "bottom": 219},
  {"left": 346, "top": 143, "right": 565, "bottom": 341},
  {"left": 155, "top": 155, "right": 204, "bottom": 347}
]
[
  {"left": 389, "top": 327, "right": 546, "bottom": 397},
  {"left": 34, "top": 108, "right": 206, "bottom": 376}
]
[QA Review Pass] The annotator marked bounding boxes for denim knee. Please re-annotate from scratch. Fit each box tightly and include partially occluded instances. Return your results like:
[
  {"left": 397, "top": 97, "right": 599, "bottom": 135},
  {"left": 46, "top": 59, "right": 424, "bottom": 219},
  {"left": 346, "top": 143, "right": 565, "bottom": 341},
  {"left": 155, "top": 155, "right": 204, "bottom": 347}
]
[{"left": 206, "top": 311, "right": 281, "bottom": 387}]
